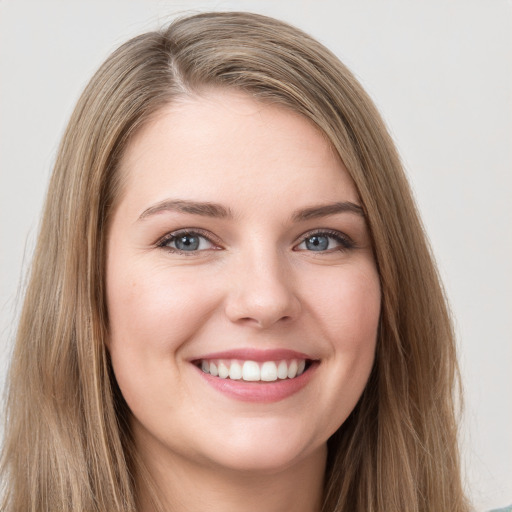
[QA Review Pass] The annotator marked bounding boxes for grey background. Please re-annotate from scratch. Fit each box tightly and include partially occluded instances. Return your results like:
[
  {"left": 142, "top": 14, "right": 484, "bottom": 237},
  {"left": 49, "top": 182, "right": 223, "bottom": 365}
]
[{"left": 1, "top": 1, "right": 510, "bottom": 509}]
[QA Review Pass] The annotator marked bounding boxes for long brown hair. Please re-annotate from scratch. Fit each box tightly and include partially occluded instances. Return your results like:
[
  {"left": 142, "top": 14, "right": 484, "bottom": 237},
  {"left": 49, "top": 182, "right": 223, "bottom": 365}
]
[{"left": 1, "top": 11, "right": 470, "bottom": 511}]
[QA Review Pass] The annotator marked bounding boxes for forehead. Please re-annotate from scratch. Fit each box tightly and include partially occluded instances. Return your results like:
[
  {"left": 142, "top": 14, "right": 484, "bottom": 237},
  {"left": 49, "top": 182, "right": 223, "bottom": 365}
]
[{"left": 117, "top": 90, "right": 359, "bottom": 215}]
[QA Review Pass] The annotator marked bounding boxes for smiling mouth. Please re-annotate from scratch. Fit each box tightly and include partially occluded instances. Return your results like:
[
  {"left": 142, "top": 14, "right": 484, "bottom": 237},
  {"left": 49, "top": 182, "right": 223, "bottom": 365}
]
[{"left": 194, "top": 358, "right": 313, "bottom": 382}]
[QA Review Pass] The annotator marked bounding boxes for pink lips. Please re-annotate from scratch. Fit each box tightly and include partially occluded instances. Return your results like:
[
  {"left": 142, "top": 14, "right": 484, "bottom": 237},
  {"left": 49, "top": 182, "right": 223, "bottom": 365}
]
[
  {"left": 191, "top": 348, "right": 318, "bottom": 403},
  {"left": 193, "top": 348, "right": 312, "bottom": 362}
]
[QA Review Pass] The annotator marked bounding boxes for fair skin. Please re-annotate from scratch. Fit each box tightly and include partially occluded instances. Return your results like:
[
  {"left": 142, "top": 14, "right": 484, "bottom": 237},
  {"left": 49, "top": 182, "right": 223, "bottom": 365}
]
[{"left": 106, "top": 90, "right": 381, "bottom": 512}]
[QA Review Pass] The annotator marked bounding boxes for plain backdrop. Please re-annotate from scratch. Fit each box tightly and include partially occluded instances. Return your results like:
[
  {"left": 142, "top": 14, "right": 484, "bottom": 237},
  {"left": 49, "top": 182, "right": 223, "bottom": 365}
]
[{"left": 0, "top": 1, "right": 510, "bottom": 510}]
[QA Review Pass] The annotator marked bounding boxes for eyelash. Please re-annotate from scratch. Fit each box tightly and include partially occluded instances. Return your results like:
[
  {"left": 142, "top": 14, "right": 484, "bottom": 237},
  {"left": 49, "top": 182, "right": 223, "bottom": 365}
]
[
  {"left": 296, "top": 229, "right": 355, "bottom": 252},
  {"left": 155, "top": 228, "right": 355, "bottom": 254},
  {"left": 156, "top": 229, "right": 220, "bottom": 254}
]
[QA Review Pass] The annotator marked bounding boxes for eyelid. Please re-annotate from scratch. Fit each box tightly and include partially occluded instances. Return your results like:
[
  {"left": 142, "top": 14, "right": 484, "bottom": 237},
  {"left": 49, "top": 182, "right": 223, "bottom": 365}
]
[
  {"left": 293, "top": 228, "right": 355, "bottom": 251},
  {"left": 156, "top": 228, "right": 222, "bottom": 252},
  {"left": 155, "top": 227, "right": 355, "bottom": 253}
]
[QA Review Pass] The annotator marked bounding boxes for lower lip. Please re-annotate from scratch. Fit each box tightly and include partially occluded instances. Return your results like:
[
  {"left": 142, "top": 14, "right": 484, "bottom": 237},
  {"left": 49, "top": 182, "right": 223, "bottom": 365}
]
[{"left": 193, "top": 362, "right": 318, "bottom": 403}]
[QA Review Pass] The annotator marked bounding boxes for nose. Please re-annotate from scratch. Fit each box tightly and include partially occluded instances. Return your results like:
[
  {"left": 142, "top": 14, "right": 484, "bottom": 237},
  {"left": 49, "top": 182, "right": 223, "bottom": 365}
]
[{"left": 224, "top": 251, "right": 301, "bottom": 329}]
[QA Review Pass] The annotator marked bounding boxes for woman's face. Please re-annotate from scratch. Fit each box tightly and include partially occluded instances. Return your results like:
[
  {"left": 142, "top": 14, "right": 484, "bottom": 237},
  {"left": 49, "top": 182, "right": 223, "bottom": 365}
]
[{"left": 106, "top": 90, "right": 381, "bottom": 474}]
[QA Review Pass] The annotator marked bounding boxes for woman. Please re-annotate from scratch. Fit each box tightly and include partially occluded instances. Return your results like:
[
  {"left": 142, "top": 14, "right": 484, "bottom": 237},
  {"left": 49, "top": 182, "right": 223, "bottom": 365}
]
[{"left": 1, "top": 11, "right": 472, "bottom": 512}]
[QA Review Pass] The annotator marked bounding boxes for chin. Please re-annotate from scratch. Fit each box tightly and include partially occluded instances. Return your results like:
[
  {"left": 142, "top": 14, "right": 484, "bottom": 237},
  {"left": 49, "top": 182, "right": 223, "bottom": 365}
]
[{"left": 196, "top": 419, "right": 325, "bottom": 475}]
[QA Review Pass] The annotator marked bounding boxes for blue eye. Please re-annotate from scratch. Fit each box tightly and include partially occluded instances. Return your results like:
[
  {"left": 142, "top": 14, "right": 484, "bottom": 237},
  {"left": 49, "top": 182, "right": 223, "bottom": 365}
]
[
  {"left": 296, "top": 231, "right": 353, "bottom": 252},
  {"left": 158, "top": 231, "right": 216, "bottom": 252},
  {"left": 304, "top": 235, "right": 329, "bottom": 251},
  {"left": 174, "top": 234, "right": 201, "bottom": 251}
]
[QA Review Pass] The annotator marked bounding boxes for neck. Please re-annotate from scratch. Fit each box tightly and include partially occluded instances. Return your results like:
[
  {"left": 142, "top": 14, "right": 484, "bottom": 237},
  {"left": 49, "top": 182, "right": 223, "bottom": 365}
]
[{"left": 136, "top": 442, "right": 327, "bottom": 512}]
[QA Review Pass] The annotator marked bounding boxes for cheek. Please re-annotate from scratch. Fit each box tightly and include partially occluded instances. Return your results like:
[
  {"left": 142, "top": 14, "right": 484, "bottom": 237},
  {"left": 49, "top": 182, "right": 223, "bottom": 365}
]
[
  {"left": 107, "top": 262, "right": 214, "bottom": 353},
  {"left": 105, "top": 260, "right": 223, "bottom": 420},
  {"left": 331, "top": 266, "right": 380, "bottom": 384},
  {"left": 306, "top": 262, "right": 381, "bottom": 348},
  {"left": 303, "top": 262, "right": 380, "bottom": 428},
  {"left": 105, "top": 260, "right": 223, "bottom": 417}
]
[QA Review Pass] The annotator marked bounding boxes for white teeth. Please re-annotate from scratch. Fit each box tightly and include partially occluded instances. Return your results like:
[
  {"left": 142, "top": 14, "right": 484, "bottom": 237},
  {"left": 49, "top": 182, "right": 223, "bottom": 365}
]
[
  {"left": 277, "top": 360, "right": 288, "bottom": 379},
  {"left": 218, "top": 361, "right": 229, "bottom": 379},
  {"left": 242, "top": 361, "right": 260, "bottom": 381},
  {"left": 229, "top": 361, "right": 242, "bottom": 380},
  {"left": 199, "top": 358, "right": 309, "bottom": 382},
  {"left": 260, "top": 361, "right": 278, "bottom": 381},
  {"left": 287, "top": 360, "right": 298, "bottom": 379}
]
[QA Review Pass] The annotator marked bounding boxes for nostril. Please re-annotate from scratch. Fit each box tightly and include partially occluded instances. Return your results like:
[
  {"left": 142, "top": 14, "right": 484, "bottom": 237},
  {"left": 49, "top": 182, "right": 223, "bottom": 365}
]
[
  {"left": 224, "top": 286, "right": 301, "bottom": 328},
  {"left": 239, "top": 314, "right": 293, "bottom": 328}
]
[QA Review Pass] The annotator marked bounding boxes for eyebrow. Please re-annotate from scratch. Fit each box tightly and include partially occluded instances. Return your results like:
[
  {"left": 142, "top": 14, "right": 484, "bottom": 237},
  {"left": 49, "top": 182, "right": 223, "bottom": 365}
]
[
  {"left": 291, "top": 201, "right": 365, "bottom": 221},
  {"left": 139, "top": 199, "right": 233, "bottom": 220},
  {"left": 138, "top": 199, "right": 364, "bottom": 222}
]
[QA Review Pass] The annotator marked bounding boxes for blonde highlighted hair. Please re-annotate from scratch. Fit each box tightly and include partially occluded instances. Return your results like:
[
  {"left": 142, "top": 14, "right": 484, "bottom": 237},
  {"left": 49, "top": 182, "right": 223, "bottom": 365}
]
[{"left": 1, "top": 11, "right": 470, "bottom": 511}]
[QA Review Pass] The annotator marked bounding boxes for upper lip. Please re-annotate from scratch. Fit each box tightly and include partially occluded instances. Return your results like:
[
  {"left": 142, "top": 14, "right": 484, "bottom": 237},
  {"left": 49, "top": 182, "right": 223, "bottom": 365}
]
[{"left": 191, "top": 348, "right": 316, "bottom": 362}]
